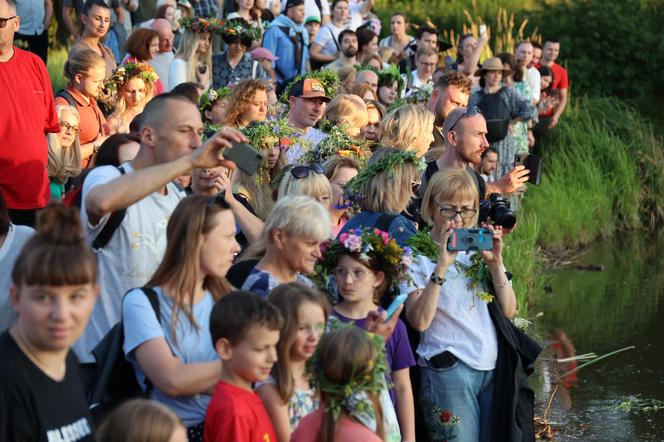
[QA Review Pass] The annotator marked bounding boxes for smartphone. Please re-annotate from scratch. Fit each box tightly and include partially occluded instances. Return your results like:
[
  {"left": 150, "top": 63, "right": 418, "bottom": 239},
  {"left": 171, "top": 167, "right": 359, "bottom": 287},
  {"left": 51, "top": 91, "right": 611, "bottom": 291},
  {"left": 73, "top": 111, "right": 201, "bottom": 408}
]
[
  {"left": 514, "top": 153, "right": 543, "bottom": 186},
  {"left": 479, "top": 24, "right": 487, "bottom": 36},
  {"left": 384, "top": 293, "right": 408, "bottom": 322},
  {"left": 447, "top": 228, "right": 493, "bottom": 251},
  {"left": 223, "top": 142, "right": 263, "bottom": 176}
]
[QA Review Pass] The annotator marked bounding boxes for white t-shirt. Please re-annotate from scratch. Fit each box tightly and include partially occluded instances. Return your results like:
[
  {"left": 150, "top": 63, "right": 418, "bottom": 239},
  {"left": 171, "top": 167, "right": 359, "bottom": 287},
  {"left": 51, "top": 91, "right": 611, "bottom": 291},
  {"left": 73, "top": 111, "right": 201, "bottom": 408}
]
[
  {"left": 150, "top": 51, "right": 174, "bottom": 92},
  {"left": 285, "top": 127, "right": 328, "bottom": 164},
  {"left": 526, "top": 66, "right": 541, "bottom": 104},
  {"left": 75, "top": 163, "right": 186, "bottom": 362},
  {"left": 400, "top": 253, "right": 499, "bottom": 370},
  {"left": 169, "top": 58, "right": 188, "bottom": 91},
  {"left": 346, "top": 1, "right": 364, "bottom": 30},
  {"left": 401, "top": 70, "right": 432, "bottom": 98},
  {"left": 0, "top": 224, "right": 34, "bottom": 331},
  {"left": 312, "top": 22, "right": 346, "bottom": 57}
]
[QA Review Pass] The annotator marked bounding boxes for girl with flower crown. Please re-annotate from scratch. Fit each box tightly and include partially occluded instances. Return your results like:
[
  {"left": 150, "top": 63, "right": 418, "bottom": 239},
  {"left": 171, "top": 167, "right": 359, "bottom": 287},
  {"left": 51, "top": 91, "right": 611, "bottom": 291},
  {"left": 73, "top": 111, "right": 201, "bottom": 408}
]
[
  {"left": 169, "top": 17, "right": 216, "bottom": 90},
  {"left": 317, "top": 228, "right": 416, "bottom": 442},
  {"left": 400, "top": 169, "right": 517, "bottom": 442},
  {"left": 107, "top": 63, "right": 159, "bottom": 134}
]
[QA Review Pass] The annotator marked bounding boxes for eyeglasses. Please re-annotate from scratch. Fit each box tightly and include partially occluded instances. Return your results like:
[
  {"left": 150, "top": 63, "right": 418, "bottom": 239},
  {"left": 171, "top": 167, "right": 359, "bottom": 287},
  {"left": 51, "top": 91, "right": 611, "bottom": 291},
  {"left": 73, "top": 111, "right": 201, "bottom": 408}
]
[
  {"left": 0, "top": 16, "right": 16, "bottom": 28},
  {"left": 446, "top": 105, "right": 482, "bottom": 134},
  {"left": 437, "top": 204, "right": 477, "bottom": 220},
  {"left": 333, "top": 268, "right": 370, "bottom": 281},
  {"left": 59, "top": 122, "right": 80, "bottom": 133},
  {"left": 289, "top": 163, "right": 325, "bottom": 179}
]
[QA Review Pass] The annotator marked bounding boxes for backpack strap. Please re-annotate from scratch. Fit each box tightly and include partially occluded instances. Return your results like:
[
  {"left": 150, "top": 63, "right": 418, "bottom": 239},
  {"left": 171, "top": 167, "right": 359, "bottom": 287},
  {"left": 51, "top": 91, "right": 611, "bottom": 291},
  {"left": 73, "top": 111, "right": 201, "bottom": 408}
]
[
  {"left": 466, "top": 165, "right": 487, "bottom": 200},
  {"left": 91, "top": 166, "right": 127, "bottom": 251},
  {"left": 329, "top": 26, "right": 339, "bottom": 50},
  {"left": 55, "top": 89, "right": 76, "bottom": 107}
]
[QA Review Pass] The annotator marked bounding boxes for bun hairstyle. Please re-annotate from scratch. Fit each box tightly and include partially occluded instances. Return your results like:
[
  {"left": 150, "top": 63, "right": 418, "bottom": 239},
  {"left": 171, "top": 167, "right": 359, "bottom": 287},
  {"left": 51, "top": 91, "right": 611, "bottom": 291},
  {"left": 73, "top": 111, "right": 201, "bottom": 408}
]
[{"left": 11, "top": 204, "right": 97, "bottom": 287}]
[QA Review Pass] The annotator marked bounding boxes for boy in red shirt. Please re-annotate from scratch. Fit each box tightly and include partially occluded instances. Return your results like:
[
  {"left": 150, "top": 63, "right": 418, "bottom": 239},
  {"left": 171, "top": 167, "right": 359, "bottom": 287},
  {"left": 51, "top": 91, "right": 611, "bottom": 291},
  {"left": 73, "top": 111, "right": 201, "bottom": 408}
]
[{"left": 205, "top": 292, "right": 283, "bottom": 442}]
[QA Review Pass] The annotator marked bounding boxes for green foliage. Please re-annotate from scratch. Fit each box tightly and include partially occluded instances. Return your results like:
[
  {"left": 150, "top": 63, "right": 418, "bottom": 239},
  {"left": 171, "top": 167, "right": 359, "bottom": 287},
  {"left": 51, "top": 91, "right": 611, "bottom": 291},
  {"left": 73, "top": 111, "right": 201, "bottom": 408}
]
[{"left": 47, "top": 47, "right": 69, "bottom": 93}]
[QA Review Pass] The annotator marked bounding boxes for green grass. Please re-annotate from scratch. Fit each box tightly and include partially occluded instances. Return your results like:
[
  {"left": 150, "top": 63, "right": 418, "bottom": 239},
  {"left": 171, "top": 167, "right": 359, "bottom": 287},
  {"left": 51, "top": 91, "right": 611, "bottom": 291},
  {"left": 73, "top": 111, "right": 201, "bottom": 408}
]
[{"left": 47, "top": 47, "right": 68, "bottom": 93}]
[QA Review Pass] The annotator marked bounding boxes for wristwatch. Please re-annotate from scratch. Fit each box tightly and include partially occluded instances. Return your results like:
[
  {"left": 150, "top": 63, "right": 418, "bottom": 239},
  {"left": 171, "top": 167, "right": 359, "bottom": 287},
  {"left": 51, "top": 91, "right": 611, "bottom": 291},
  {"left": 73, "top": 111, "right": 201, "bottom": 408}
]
[{"left": 430, "top": 272, "right": 445, "bottom": 286}]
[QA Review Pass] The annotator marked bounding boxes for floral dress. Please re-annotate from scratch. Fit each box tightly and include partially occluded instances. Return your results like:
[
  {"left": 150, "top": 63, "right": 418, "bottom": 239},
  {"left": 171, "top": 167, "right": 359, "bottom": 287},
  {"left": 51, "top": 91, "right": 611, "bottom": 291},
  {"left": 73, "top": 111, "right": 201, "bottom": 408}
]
[
  {"left": 290, "top": 386, "right": 319, "bottom": 429},
  {"left": 511, "top": 80, "right": 533, "bottom": 156}
]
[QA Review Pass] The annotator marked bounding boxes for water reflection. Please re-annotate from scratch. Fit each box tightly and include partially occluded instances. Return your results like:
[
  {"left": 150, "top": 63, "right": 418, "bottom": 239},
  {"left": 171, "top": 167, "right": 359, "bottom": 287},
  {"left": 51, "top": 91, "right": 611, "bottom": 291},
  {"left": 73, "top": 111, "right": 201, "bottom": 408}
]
[{"left": 532, "top": 233, "right": 664, "bottom": 440}]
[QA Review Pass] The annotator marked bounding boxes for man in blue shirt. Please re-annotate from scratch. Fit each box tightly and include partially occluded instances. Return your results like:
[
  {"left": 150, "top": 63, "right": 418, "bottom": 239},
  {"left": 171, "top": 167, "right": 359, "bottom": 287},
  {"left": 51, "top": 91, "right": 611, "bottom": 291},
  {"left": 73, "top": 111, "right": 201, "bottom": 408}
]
[
  {"left": 262, "top": 0, "right": 308, "bottom": 93},
  {"left": 14, "top": 0, "right": 52, "bottom": 63}
]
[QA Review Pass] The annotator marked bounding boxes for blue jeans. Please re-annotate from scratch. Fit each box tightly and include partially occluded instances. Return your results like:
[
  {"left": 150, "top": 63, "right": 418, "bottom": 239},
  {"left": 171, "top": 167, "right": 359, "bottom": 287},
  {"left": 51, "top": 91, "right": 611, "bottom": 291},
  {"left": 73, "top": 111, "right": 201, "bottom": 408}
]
[{"left": 420, "top": 357, "right": 494, "bottom": 442}]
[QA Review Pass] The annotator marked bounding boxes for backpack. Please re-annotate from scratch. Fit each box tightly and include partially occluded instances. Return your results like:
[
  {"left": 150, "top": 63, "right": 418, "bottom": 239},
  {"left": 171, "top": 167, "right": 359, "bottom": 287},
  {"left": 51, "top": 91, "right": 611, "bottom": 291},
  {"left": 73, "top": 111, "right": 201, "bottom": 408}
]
[
  {"left": 87, "top": 287, "right": 162, "bottom": 423},
  {"left": 477, "top": 88, "right": 511, "bottom": 143}
]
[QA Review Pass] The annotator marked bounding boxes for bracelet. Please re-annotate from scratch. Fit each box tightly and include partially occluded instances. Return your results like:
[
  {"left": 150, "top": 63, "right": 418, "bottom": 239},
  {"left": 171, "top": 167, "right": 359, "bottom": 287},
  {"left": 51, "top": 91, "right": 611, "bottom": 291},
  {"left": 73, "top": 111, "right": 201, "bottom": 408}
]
[
  {"left": 430, "top": 272, "right": 445, "bottom": 286},
  {"left": 493, "top": 279, "right": 510, "bottom": 289}
]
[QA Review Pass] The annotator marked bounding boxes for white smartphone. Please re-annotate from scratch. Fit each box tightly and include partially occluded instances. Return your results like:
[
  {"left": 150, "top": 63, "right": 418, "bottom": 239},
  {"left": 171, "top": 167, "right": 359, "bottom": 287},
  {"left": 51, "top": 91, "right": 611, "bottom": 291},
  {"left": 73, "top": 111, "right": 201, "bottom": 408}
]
[{"left": 479, "top": 24, "right": 487, "bottom": 36}]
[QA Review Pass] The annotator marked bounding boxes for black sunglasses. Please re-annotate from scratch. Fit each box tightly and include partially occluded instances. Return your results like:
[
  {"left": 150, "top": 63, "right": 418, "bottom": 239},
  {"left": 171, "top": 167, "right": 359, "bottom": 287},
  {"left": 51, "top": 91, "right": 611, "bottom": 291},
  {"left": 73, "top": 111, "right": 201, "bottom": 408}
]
[
  {"left": 289, "top": 163, "right": 325, "bottom": 179},
  {"left": 0, "top": 15, "right": 16, "bottom": 28},
  {"left": 446, "top": 105, "right": 482, "bottom": 134}
]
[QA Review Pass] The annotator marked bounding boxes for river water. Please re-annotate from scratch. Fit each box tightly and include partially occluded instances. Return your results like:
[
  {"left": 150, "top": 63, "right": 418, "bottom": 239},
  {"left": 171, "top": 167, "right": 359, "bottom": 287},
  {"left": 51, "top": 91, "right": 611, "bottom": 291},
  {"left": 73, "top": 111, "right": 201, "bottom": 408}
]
[{"left": 532, "top": 234, "right": 664, "bottom": 441}]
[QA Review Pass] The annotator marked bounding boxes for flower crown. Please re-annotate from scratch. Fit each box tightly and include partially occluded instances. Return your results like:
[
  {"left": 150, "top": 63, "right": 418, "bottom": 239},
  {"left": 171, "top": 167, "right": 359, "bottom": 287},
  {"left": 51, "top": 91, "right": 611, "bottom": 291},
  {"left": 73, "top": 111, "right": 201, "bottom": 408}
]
[
  {"left": 299, "top": 124, "right": 371, "bottom": 164},
  {"left": 378, "top": 64, "right": 404, "bottom": 93},
  {"left": 178, "top": 16, "right": 222, "bottom": 33},
  {"left": 101, "top": 62, "right": 159, "bottom": 103},
  {"left": 220, "top": 17, "right": 262, "bottom": 43},
  {"left": 315, "top": 228, "right": 413, "bottom": 292},
  {"left": 406, "top": 84, "right": 434, "bottom": 103},
  {"left": 199, "top": 86, "right": 231, "bottom": 111},
  {"left": 344, "top": 150, "right": 424, "bottom": 203},
  {"left": 279, "top": 69, "right": 340, "bottom": 104},
  {"left": 240, "top": 119, "right": 301, "bottom": 184},
  {"left": 307, "top": 322, "right": 390, "bottom": 425}
]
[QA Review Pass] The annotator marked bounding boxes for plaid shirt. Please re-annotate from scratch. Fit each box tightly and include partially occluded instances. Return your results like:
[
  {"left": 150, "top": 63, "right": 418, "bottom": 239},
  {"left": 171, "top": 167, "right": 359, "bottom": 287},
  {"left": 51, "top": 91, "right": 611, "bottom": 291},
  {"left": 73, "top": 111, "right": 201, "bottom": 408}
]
[{"left": 192, "top": 0, "right": 218, "bottom": 18}]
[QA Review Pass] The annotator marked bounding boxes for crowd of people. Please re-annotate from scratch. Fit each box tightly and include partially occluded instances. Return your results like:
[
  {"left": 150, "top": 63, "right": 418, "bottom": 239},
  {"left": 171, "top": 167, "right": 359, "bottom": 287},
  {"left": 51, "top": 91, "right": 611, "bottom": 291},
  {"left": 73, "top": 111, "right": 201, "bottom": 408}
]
[{"left": 0, "top": 0, "right": 571, "bottom": 440}]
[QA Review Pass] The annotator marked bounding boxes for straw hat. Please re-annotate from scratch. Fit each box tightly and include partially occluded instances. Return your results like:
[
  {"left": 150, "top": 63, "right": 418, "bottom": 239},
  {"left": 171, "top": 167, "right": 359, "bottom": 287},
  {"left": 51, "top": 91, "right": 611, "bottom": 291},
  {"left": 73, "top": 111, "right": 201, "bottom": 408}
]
[{"left": 474, "top": 57, "right": 512, "bottom": 77}]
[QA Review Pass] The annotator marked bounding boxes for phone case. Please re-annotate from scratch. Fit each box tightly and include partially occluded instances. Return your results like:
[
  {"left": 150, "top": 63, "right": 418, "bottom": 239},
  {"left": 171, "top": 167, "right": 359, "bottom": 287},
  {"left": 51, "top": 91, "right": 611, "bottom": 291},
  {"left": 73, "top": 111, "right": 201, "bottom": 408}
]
[
  {"left": 224, "top": 142, "right": 263, "bottom": 176},
  {"left": 514, "top": 153, "right": 543, "bottom": 186},
  {"left": 447, "top": 228, "right": 493, "bottom": 251},
  {"left": 385, "top": 294, "right": 408, "bottom": 321}
]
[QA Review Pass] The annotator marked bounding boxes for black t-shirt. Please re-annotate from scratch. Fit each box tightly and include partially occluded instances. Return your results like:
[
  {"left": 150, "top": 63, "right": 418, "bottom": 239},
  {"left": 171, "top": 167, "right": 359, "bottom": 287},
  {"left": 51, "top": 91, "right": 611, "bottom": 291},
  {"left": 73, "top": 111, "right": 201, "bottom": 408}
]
[{"left": 0, "top": 331, "right": 94, "bottom": 442}]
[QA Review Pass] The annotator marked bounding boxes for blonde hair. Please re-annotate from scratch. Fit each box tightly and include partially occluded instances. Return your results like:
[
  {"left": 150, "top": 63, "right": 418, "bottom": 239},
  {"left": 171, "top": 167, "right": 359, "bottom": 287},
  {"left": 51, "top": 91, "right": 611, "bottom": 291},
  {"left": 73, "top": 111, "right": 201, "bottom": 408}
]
[
  {"left": 47, "top": 105, "right": 82, "bottom": 181},
  {"left": 174, "top": 30, "right": 212, "bottom": 85},
  {"left": 380, "top": 104, "right": 435, "bottom": 151},
  {"left": 324, "top": 94, "right": 369, "bottom": 136},
  {"left": 277, "top": 166, "right": 333, "bottom": 204},
  {"left": 241, "top": 196, "right": 331, "bottom": 260},
  {"left": 360, "top": 147, "right": 420, "bottom": 213},
  {"left": 63, "top": 48, "right": 106, "bottom": 84},
  {"left": 421, "top": 169, "right": 479, "bottom": 228},
  {"left": 350, "top": 82, "right": 377, "bottom": 101},
  {"left": 96, "top": 399, "right": 184, "bottom": 442},
  {"left": 337, "top": 65, "right": 357, "bottom": 91},
  {"left": 113, "top": 75, "right": 156, "bottom": 119}
]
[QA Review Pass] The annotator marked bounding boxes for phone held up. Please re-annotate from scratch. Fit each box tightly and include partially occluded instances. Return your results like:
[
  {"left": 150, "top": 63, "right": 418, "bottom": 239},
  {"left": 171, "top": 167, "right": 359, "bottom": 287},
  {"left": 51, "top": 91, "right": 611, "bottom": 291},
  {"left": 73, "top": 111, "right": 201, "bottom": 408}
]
[
  {"left": 514, "top": 153, "right": 543, "bottom": 186},
  {"left": 447, "top": 228, "right": 493, "bottom": 252},
  {"left": 204, "top": 128, "right": 263, "bottom": 176}
]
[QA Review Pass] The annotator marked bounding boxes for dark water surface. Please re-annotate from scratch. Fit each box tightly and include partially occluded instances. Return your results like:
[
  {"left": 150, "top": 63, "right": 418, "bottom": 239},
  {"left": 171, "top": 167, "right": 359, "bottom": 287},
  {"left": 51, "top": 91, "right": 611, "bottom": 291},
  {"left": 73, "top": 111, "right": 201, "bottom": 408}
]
[{"left": 532, "top": 234, "right": 664, "bottom": 441}]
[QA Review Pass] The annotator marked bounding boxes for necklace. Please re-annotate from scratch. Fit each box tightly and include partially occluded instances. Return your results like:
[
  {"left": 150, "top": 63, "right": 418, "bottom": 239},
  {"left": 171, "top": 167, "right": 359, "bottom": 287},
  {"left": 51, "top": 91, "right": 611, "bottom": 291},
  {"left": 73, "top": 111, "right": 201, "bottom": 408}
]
[{"left": 11, "top": 325, "right": 67, "bottom": 381}]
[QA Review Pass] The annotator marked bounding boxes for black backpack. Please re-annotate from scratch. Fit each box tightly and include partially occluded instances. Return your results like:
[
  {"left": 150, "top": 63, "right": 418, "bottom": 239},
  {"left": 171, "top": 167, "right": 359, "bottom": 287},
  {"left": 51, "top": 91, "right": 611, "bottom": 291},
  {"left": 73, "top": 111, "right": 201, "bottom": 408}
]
[
  {"left": 477, "top": 88, "right": 511, "bottom": 143},
  {"left": 87, "top": 287, "right": 162, "bottom": 423}
]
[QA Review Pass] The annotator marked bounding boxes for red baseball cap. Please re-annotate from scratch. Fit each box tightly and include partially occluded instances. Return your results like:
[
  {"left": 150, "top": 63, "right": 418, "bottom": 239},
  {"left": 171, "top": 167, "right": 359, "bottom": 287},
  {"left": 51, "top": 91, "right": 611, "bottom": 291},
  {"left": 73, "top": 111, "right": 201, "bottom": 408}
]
[{"left": 287, "top": 78, "right": 331, "bottom": 101}]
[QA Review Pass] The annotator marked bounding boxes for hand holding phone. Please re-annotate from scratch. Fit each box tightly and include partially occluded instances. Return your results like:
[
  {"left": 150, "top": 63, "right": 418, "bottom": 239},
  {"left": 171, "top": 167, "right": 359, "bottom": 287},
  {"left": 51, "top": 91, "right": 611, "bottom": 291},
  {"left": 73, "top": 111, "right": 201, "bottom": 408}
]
[
  {"left": 447, "top": 228, "right": 493, "bottom": 251},
  {"left": 479, "top": 24, "right": 487, "bottom": 37},
  {"left": 384, "top": 294, "right": 408, "bottom": 322},
  {"left": 223, "top": 142, "right": 263, "bottom": 176},
  {"left": 514, "top": 153, "right": 543, "bottom": 186}
]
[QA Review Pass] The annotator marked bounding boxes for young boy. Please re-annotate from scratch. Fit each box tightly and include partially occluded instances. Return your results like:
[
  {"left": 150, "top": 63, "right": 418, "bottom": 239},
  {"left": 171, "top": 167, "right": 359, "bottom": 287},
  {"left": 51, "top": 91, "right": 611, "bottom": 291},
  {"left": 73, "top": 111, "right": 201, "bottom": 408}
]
[{"left": 205, "top": 291, "right": 283, "bottom": 442}]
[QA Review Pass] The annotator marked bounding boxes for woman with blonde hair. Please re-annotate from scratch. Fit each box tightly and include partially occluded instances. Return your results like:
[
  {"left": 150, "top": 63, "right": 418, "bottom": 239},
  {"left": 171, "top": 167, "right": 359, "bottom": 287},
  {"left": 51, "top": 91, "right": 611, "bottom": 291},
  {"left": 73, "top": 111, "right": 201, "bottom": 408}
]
[
  {"left": 323, "top": 94, "right": 368, "bottom": 138},
  {"left": 380, "top": 104, "right": 435, "bottom": 157},
  {"left": 277, "top": 164, "right": 333, "bottom": 211},
  {"left": 338, "top": 147, "right": 421, "bottom": 246},
  {"left": 169, "top": 17, "right": 215, "bottom": 90},
  {"left": 337, "top": 65, "right": 356, "bottom": 92},
  {"left": 97, "top": 399, "right": 187, "bottom": 442},
  {"left": 350, "top": 82, "right": 377, "bottom": 102},
  {"left": 47, "top": 105, "right": 83, "bottom": 200},
  {"left": 240, "top": 196, "right": 331, "bottom": 297},
  {"left": 322, "top": 156, "right": 359, "bottom": 237},
  {"left": 221, "top": 79, "right": 269, "bottom": 128},
  {"left": 360, "top": 99, "right": 385, "bottom": 145},
  {"left": 122, "top": 195, "right": 241, "bottom": 442},
  {"left": 107, "top": 63, "right": 159, "bottom": 134}
]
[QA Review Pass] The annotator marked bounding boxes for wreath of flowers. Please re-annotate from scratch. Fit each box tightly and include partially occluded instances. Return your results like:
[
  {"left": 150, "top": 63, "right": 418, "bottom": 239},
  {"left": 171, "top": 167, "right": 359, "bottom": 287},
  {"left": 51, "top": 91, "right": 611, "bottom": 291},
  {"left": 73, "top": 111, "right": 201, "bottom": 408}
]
[
  {"left": 279, "top": 69, "right": 340, "bottom": 104},
  {"left": 406, "top": 83, "right": 434, "bottom": 104},
  {"left": 307, "top": 322, "right": 391, "bottom": 425},
  {"left": 315, "top": 228, "right": 413, "bottom": 293},
  {"left": 240, "top": 119, "right": 301, "bottom": 184},
  {"left": 220, "top": 17, "right": 262, "bottom": 43},
  {"left": 378, "top": 64, "right": 405, "bottom": 95},
  {"left": 299, "top": 124, "right": 372, "bottom": 164},
  {"left": 100, "top": 62, "right": 159, "bottom": 108},
  {"left": 406, "top": 230, "right": 495, "bottom": 303},
  {"left": 199, "top": 86, "right": 232, "bottom": 112},
  {"left": 178, "top": 16, "right": 222, "bottom": 33},
  {"left": 344, "top": 149, "right": 424, "bottom": 204}
]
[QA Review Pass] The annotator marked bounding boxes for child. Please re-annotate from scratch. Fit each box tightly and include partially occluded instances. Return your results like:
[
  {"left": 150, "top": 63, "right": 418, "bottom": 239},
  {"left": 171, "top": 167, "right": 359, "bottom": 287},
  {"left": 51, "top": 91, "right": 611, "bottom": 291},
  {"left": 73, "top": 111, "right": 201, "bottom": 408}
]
[
  {"left": 291, "top": 326, "right": 387, "bottom": 442},
  {"left": 318, "top": 228, "right": 416, "bottom": 442},
  {"left": 257, "top": 283, "right": 331, "bottom": 441},
  {"left": 0, "top": 205, "right": 98, "bottom": 441},
  {"left": 205, "top": 291, "right": 283, "bottom": 442},
  {"left": 97, "top": 399, "right": 187, "bottom": 442}
]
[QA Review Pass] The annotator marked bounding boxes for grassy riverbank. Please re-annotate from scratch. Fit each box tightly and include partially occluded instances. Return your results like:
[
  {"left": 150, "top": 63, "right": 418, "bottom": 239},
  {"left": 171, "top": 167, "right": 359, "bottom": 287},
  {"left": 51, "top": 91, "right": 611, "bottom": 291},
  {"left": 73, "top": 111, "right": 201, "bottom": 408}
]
[{"left": 503, "top": 97, "right": 664, "bottom": 314}]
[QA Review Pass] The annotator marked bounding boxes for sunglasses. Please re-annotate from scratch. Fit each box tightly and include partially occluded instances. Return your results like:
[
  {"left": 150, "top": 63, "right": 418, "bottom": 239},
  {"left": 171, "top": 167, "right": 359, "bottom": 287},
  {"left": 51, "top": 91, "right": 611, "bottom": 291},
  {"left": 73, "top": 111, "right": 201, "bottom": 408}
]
[
  {"left": 0, "top": 16, "right": 16, "bottom": 28},
  {"left": 289, "top": 163, "right": 325, "bottom": 179},
  {"left": 446, "top": 105, "right": 482, "bottom": 134}
]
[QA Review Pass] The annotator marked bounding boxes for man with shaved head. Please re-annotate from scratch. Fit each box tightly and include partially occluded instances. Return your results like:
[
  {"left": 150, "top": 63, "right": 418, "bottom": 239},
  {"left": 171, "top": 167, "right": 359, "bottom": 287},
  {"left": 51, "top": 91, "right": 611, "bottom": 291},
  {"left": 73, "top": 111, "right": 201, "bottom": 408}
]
[
  {"left": 150, "top": 18, "right": 175, "bottom": 90},
  {"left": 355, "top": 68, "right": 378, "bottom": 93},
  {"left": 76, "top": 93, "right": 245, "bottom": 362}
]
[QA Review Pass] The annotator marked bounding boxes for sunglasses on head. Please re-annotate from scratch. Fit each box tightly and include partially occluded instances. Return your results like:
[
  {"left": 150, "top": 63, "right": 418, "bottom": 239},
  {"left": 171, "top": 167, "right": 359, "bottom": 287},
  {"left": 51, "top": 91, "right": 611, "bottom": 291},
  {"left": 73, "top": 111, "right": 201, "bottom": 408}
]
[
  {"left": 446, "top": 105, "right": 482, "bottom": 134},
  {"left": 289, "top": 163, "right": 325, "bottom": 179}
]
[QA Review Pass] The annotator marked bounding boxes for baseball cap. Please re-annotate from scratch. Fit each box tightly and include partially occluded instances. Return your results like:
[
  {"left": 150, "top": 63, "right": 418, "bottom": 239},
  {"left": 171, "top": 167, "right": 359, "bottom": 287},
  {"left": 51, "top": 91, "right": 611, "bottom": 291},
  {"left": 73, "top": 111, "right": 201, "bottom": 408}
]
[
  {"left": 285, "top": 0, "right": 304, "bottom": 10},
  {"left": 288, "top": 78, "right": 331, "bottom": 101},
  {"left": 304, "top": 16, "right": 321, "bottom": 25},
  {"left": 250, "top": 47, "right": 278, "bottom": 61}
]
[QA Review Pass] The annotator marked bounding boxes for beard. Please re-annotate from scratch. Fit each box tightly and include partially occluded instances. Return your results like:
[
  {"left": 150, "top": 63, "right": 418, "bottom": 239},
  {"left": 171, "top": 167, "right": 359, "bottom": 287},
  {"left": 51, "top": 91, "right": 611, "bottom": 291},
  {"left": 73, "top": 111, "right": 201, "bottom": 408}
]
[{"left": 342, "top": 47, "right": 358, "bottom": 58}]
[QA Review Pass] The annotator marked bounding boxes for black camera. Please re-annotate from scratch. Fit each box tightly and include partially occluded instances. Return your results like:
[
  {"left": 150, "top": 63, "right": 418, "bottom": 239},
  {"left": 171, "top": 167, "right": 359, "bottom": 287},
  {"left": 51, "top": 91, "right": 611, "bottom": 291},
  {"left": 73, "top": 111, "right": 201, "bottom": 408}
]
[{"left": 479, "top": 193, "right": 516, "bottom": 229}]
